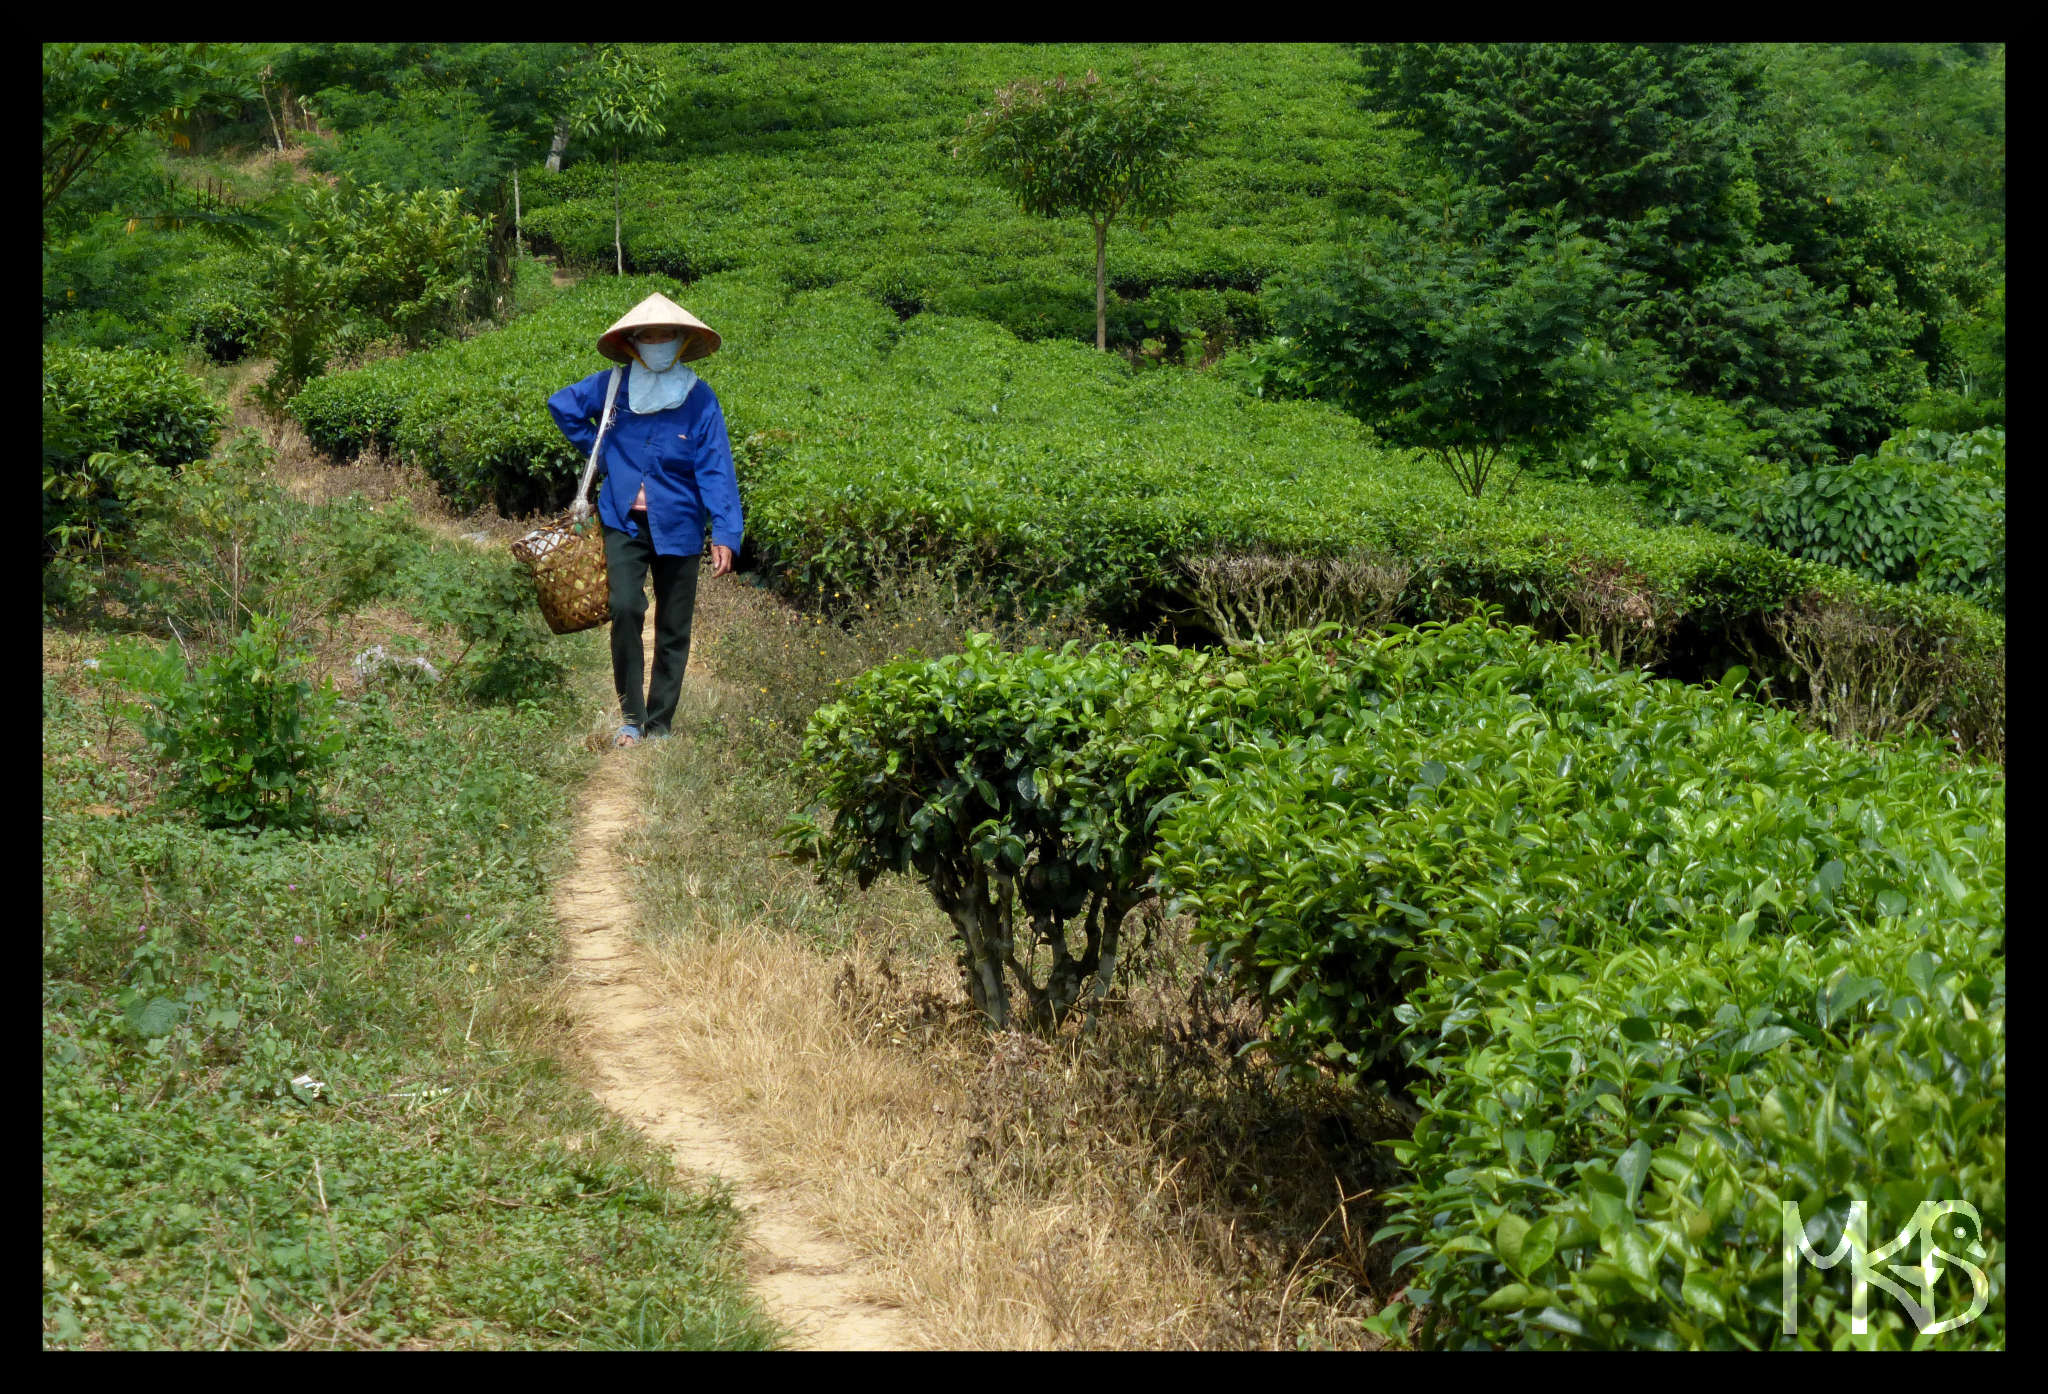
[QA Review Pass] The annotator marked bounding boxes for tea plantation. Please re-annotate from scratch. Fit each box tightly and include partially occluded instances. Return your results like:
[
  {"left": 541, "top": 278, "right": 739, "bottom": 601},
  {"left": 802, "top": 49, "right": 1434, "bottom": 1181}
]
[
  {"left": 515, "top": 43, "right": 1393, "bottom": 348},
  {"left": 293, "top": 273, "right": 2005, "bottom": 759},
  {"left": 47, "top": 40, "right": 2004, "bottom": 1350},
  {"left": 792, "top": 618, "right": 2005, "bottom": 1348}
]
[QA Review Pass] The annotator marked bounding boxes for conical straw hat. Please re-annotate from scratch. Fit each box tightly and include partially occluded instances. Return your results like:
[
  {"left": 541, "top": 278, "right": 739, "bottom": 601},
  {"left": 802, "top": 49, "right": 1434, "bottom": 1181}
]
[{"left": 597, "top": 292, "right": 721, "bottom": 365}]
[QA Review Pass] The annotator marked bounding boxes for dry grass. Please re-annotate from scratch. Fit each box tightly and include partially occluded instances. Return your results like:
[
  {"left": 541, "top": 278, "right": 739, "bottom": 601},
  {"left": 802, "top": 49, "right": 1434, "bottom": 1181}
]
[{"left": 616, "top": 573, "right": 1406, "bottom": 1349}]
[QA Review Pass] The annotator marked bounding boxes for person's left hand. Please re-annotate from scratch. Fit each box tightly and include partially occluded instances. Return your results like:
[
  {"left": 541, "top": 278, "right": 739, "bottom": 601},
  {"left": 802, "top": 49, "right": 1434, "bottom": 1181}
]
[{"left": 710, "top": 544, "right": 734, "bottom": 577}]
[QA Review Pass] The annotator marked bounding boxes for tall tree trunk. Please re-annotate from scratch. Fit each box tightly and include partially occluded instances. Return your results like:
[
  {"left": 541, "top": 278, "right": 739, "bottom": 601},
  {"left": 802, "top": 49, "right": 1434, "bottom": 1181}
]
[
  {"left": 1094, "top": 219, "right": 1108, "bottom": 352},
  {"left": 545, "top": 115, "right": 570, "bottom": 173},
  {"left": 613, "top": 155, "right": 623, "bottom": 276},
  {"left": 512, "top": 170, "right": 523, "bottom": 260}
]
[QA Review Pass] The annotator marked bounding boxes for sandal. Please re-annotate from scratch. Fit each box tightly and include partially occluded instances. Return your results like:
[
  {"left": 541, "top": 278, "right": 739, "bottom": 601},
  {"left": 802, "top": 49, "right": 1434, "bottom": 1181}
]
[{"left": 614, "top": 724, "right": 642, "bottom": 748}]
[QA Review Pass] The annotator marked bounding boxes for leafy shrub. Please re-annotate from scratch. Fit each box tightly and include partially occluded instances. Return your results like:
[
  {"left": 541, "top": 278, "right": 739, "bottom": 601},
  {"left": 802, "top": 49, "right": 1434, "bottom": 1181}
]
[
  {"left": 99, "top": 615, "right": 344, "bottom": 831},
  {"left": 316, "top": 181, "right": 489, "bottom": 347},
  {"left": 795, "top": 615, "right": 2004, "bottom": 1349},
  {"left": 1272, "top": 204, "right": 1627, "bottom": 497},
  {"left": 293, "top": 272, "right": 2005, "bottom": 757},
  {"left": 402, "top": 544, "right": 565, "bottom": 702},
  {"left": 510, "top": 253, "right": 561, "bottom": 316},
  {"left": 42, "top": 344, "right": 226, "bottom": 470},
  {"left": 42, "top": 345, "right": 226, "bottom": 558},
  {"left": 1687, "top": 426, "right": 2005, "bottom": 613},
  {"left": 1353, "top": 43, "right": 1952, "bottom": 464},
  {"left": 253, "top": 180, "right": 489, "bottom": 410},
  {"left": 1571, "top": 388, "right": 1771, "bottom": 508},
  {"left": 788, "top": 635, "right": 1161, "bottom": 1031},
  {"left": 1144, "top": 622, "right": 2004, "bottom": 1349},
  {"left": 118, "top": 431, "right": 421, "bottom": 650}
]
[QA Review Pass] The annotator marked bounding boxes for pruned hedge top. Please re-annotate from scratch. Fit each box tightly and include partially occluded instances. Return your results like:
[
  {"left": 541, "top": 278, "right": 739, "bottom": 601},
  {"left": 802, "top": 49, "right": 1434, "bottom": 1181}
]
[{"left": 292, "top": 271, "right": 2004, "bottom": 757}]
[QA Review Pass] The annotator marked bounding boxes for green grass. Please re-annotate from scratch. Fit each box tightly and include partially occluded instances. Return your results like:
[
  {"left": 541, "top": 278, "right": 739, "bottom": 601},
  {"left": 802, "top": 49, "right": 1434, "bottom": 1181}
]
[{"left": 42, "top": 493, "right": 778, "bottom": 1349}]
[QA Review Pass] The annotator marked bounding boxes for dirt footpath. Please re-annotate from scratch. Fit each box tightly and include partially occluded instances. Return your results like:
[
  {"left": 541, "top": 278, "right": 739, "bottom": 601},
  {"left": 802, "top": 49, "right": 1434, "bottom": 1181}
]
[{"left": 554, "top": 611, "right": 913, "bottom": 1351}]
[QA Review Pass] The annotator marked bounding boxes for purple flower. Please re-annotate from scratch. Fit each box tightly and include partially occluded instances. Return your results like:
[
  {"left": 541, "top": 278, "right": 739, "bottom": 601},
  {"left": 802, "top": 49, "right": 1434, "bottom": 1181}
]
[
  {"left": 288, "top": 883, "right": 298, "bottom": 890},
  {"left": 293, "top": 935, "right": 305, "bottom": 945}
]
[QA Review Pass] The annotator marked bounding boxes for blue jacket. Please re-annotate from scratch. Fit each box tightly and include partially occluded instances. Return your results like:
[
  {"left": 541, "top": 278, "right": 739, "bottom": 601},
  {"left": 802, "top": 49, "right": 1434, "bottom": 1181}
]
[{"left": 547, "top": 368, "right": 745, "bottom": 558}]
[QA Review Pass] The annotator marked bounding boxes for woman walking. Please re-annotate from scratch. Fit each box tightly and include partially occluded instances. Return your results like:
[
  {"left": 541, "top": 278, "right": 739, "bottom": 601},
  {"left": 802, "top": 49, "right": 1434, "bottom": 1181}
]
[{"left": 548, "top": 293, "right": 743, "bottom": 748}]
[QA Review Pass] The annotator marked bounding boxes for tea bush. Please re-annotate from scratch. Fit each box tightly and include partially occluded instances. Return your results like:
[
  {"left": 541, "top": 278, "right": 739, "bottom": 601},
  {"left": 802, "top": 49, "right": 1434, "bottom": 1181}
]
[
  {"left": 294, "top": 273, "right": 2005, "bottom": 757},
  {"left": 43, "top": 345, "right": 226, "bottom": 558},
  {"left": 791, "top": 615, "right": 2005, "bottom": 1349},
  {"left": 1570, "top": 389, "right": 1772, "bottom": 509},
  {"left": 43, "top": 345, "right": 226, "bottom": 472}
]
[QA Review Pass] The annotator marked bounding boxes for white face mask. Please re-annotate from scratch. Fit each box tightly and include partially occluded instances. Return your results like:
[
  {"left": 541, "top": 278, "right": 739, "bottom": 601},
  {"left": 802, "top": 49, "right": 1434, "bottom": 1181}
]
[{"left": 635, "top": 337, "right": 683, "bottom": 372}]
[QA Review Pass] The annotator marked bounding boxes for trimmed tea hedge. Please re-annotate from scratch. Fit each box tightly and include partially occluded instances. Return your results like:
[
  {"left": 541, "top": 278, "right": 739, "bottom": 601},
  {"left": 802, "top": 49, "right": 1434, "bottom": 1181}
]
[
  {"left": 292, "top": 274, "right": 2004, "bottom": 757},
  {"left": 517, "top": 43, "right": 1393, "bottom": 350},
  {"left": 43, "top": 345, "right": 228, "bottom": 556},
  {"left": 790, "top": 617, "right": 2005, "bottom": 1349}
]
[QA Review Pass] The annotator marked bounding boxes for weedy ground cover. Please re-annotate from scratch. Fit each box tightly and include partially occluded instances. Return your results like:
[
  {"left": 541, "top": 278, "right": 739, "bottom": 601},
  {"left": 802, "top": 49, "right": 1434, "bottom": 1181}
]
[{"left": 43, "top": 437, "right": 774, "bottom": 1349}]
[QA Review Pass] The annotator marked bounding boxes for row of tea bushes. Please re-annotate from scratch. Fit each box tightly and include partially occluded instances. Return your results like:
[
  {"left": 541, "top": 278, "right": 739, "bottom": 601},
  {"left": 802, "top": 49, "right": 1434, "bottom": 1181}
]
[
  {"left": 516, "top": 42, "right": 1392, "bottom": 347},
  {"left": 291, "top": 274, "right": 2005, "bottom": 757},
  {"left": 1147, "top": 623, "right": 2005, "bottom": 1348},
  {"left": 789, "top": 617, "right": 2005, "bottom": 1348}
]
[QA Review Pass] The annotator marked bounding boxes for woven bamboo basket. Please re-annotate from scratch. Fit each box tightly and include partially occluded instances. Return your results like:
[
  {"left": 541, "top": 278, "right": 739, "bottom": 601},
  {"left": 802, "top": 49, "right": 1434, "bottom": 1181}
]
[{"left": 511, "top": 512, "right": 610, "bottom": 635}]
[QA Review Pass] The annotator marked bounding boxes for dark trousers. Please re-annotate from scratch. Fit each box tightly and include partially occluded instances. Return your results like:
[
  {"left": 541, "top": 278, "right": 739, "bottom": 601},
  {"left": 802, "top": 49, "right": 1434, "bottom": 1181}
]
[{"left": 603, "top": 521, "right": 702, "bottom": 734}]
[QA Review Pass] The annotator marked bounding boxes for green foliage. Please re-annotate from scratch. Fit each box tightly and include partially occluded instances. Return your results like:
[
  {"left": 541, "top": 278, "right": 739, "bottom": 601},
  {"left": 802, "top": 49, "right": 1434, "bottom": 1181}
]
[
  {"left": 42, "top": 42, "right": 265, "bottom": 226},
  {"left": 513, "top": 44, "right": 1396, "bottom": 348},
  {"left": 1685, "top": 427, "right": 2005, "bottom": 613},
  {"left": 254, "top": 238, "right": 341, "bottom": 409},
  {"left": 42, "top": 204, "right": 269, "bottom": 359},
  {"left": 1645, "top": 246, "right": 1927, "bottom": 463},
  {"left": 306, "top": 86, "right": 518, "bottom": 204},
  {"left": 323, "top": 182, "right": 489, "bottom": 346},
  {"left": 788, "top": 634, "right": 1157, "bottom": 1030},
  {"left": 955, "top": 61, "right": 1206, "bottom": 349},
  {"left": 1351, "top": 42, "right": 1984, "bottom": 464},
  {"left": 1358, "top": 42, "right": 1757, "bottom": 267},
  {"left": 105, "top": 430, "right": 414, "bottom": 648},
  {"left": 291, "top": 272, "right": 2004, "bottom": 756},
  {"left": 254, "top": 179, "right": 487, "bottom": 408},
  {"left": 100, "top": 615, "right": 343, "bottom": 831},
  {"left": 1571, "top": 388, "right": 1771, "bottom": 508},
  {"left": 403, "top": 545, "right": 565, "bottom": 703},
  {"left": 280, "top": 42, "right": 581, "bottom": 171},
  {"left": 1756, "top": 44, "right": 2003, "bottom": 271},
  {"left": 45, "top": 566, "right": 772, "bottom": 1346},
  {"left": 794, "top": 615, "right": 2003, "bottom": 1349},
  {"left": 569, "top": 45, "right": 671, "bottom": 277},
  {"left": 182, "top": 277, "right": 266, "bottom": 362},
  {"left": 511, "top": 253, "right": 562, "bottom": 316},
  {"left": 42, "top": 345, "right": 226, "bottom": 558},
  {"left": 1272, "top": 204, "right": 1625, "bottom": 496}
]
